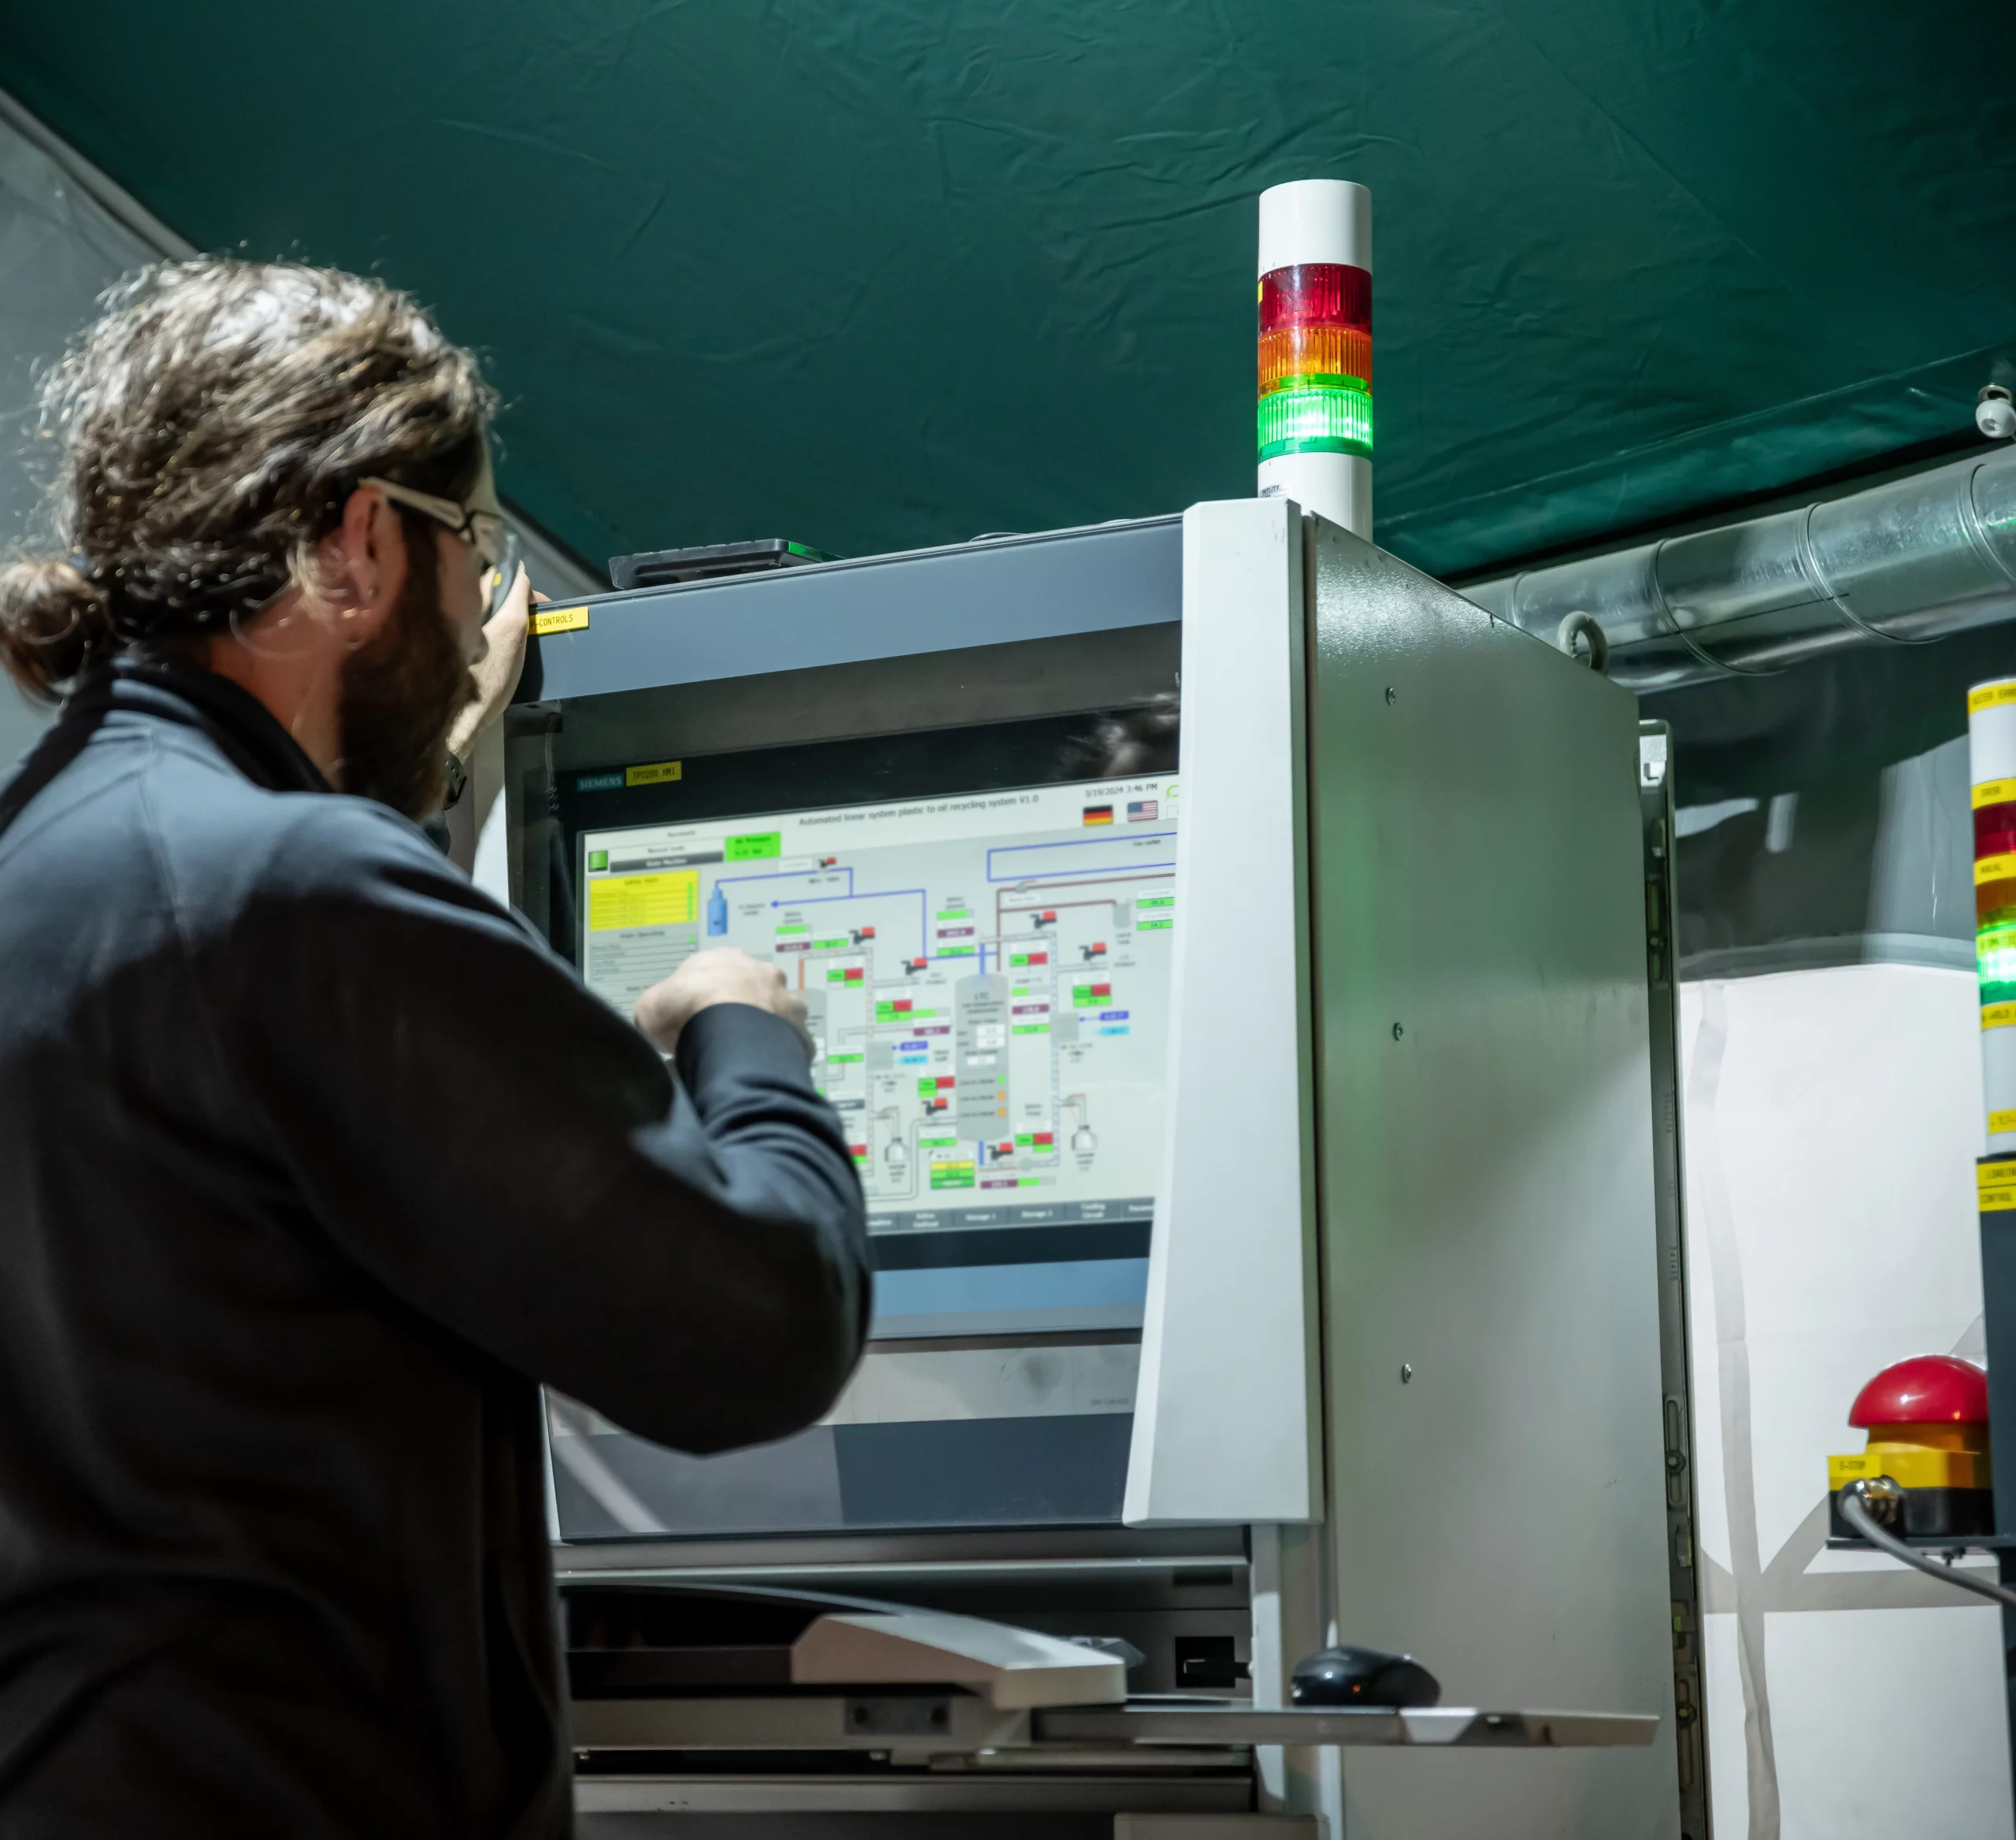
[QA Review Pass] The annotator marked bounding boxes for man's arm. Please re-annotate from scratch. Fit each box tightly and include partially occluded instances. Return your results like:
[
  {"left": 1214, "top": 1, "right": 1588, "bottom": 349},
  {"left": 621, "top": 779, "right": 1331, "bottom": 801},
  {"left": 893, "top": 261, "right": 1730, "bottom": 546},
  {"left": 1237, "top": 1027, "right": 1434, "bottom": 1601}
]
[{"left": 207, "top": 805, "right": 869, "bottom": 1454}]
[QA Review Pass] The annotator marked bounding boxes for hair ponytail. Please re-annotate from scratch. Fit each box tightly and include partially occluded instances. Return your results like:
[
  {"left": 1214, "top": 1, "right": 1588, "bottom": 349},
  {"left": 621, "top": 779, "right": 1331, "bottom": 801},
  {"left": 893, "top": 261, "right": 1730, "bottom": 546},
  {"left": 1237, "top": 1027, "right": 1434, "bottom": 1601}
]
[
  {"left": 2, "top": 257, "right": 493, "bottom": 705},
  {"left": 0, "top": 557, "right": 114, "bottom": 702}
]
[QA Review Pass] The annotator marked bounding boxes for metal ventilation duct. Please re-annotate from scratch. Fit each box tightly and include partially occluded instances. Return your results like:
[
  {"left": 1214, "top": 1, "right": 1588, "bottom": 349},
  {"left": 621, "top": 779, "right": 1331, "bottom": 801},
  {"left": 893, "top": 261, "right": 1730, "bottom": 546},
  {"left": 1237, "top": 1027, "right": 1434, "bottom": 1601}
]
[{"left": 1463, "top": 446, "right": 2016, "bottom": 693}]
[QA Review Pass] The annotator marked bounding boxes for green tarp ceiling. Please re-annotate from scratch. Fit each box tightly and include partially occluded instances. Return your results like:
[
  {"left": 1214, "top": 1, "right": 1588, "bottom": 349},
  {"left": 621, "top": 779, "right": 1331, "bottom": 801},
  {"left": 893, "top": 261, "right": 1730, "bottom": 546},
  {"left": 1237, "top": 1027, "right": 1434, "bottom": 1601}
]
[{"left": 2, "top": 2, "right": 2010, "bottom": 583}]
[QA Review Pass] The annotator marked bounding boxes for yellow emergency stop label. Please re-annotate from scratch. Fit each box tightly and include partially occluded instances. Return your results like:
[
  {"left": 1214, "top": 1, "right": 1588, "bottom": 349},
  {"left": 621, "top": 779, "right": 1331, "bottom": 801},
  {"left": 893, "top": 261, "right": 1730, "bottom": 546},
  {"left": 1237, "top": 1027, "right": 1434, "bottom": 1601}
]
[
  {"left": 532, "top": 605, "right": 590, "bottom": 635},
  {"left": 587, "top": 870, "right": 698, "bottom": 931},
  {"left": 1970, "top": 682, "right": 2016, "bottom": 714},
  {"left": 1829, "top": 1446, "right": 1987, "bottom": 1490},
  {"left": 1981, "top": 1160, "right": 2016, "bottom": 1212},
  {"left": 624, "top": 761, "right": 683, "bottom": 787}
]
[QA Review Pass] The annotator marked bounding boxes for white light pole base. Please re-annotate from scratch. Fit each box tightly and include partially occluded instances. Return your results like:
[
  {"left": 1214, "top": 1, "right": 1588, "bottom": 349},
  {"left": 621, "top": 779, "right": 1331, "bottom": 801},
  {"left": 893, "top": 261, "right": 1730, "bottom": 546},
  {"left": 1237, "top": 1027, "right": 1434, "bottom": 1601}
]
[{"left": 1258, "top": 452, "right": 1370, "bottom": 539}]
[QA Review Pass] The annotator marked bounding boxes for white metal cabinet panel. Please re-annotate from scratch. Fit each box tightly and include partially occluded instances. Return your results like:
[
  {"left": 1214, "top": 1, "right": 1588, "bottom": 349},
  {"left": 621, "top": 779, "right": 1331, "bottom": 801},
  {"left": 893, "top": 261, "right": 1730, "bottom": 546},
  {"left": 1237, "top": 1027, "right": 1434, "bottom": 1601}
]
[
  {"left": 1125, "top": 498, "right": 1322, "bottom": 1527},
  {"left": 1306, "top": 522, "right": 1679, "bottom": 1838},
  {"left": 1681, "top": 964, "right": 2012, "bottom": 1840}
]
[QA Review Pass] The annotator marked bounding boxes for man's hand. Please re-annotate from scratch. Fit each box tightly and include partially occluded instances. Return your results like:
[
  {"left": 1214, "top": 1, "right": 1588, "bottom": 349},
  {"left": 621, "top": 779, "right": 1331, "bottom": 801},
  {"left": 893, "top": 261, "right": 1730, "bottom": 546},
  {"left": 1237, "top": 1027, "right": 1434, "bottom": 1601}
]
[
  {"left": 447, "top": 565, "right": 533, "bottom": 761},
  {"left": 635, "top": 949, "right": 811, "bottom": 1057}
]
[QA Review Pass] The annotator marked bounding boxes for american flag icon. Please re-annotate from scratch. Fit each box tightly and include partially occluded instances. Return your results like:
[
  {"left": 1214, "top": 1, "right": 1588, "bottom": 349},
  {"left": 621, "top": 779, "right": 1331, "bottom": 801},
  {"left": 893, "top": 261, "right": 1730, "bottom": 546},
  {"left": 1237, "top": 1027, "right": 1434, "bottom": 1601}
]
[{"left": 1127, "top": 799, "right": 1158, "bottom": 821}]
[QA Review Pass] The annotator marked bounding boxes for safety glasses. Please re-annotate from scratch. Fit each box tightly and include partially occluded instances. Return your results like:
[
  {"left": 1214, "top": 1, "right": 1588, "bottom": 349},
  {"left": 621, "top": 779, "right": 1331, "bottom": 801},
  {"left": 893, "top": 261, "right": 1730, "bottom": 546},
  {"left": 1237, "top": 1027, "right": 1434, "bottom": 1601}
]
[{"left": 361, "top": 476, "right": 510, "bottom": 575}]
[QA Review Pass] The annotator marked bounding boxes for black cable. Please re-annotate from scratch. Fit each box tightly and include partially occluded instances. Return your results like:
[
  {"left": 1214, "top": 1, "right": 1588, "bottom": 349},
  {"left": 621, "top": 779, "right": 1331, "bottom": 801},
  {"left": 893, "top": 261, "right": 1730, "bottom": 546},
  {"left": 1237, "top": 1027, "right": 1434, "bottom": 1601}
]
[{"left": 1836, "top": 1488, "right": 2016, "bottom": 1611}]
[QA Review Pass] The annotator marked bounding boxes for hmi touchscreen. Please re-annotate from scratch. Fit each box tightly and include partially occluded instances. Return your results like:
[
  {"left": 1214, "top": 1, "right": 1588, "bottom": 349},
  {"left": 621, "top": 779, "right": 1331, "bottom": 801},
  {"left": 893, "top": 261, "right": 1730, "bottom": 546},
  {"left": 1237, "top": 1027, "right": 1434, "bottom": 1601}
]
[{"left": 576, "top": 775, "right": 1177, "bottom": 1340}]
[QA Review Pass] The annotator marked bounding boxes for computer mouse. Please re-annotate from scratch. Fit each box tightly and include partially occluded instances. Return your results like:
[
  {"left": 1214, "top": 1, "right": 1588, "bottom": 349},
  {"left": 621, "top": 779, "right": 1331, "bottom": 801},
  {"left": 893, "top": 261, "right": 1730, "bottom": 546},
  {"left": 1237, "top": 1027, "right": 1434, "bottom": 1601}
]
[{"left": 1290, "top": 1645, "right": 1441, "bottom": 1708}]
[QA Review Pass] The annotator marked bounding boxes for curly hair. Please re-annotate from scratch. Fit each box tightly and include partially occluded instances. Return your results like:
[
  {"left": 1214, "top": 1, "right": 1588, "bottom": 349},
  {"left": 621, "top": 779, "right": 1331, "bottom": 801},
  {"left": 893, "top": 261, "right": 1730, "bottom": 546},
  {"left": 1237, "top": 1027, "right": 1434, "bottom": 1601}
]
[{"left": 0, "top": 257, "right": 495, "bottom": 701}]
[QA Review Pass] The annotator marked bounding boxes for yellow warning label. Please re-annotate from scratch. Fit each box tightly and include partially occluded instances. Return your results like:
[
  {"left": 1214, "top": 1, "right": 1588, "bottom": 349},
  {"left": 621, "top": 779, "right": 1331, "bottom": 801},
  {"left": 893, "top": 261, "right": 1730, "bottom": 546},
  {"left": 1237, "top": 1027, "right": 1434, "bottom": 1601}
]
[
  {"left": 532, "top": 605, "right": 589, "bottom": 635},
  {"left": 1977, "top": 853, "right": 2016, "bottom": 886},
  {"left": 1984, "top": 1003, "right": 2016, "bottom": 1031},
  {"left": 1970, "top": 682, "right": 2016, "bottom": 714},
  {"left": 1981, "top": 1160, "right": 2016, "bottom": 1212},
  {"left": 1977, "top": 779, "right": 2016, "bottom": 810},
  {"left": 587, "top": 870, "right": 698, "bottom": 931},
  {"left": 1829, "top": 1446, "right": 1988, "bottom": 1490},
  {"left": 1992, "top": 1110, "right": 2016, "bottom": 1137},
  {"left": 624, "top": 761, "right": 683, "bottom": 787}
]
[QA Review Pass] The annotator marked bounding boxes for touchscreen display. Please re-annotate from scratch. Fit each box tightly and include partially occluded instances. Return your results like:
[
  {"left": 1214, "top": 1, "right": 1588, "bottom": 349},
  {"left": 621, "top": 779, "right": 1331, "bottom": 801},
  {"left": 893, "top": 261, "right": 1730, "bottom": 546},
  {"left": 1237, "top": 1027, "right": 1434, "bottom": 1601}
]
[{"left": 578, "top": 775, "right": 1176, "bottom": 1301}]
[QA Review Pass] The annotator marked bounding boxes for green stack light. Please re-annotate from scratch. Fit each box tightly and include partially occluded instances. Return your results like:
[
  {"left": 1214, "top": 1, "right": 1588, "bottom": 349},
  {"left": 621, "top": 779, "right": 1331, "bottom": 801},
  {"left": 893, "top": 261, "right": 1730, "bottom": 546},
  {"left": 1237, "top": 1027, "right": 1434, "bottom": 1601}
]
[
  {"left": 1981, "top": 916, "right": 2016, "bottom": 1009},
  {"left": 1256, "top": 384, "right": 1373, "bottom": 458}
]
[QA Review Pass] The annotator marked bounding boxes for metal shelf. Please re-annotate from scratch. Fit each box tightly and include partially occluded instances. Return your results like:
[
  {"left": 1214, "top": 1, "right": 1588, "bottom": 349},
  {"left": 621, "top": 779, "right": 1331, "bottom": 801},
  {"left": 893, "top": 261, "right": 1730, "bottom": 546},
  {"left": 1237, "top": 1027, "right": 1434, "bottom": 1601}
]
[{"left": 1032, "top": 1701, "right": 1659, "bottom": 1749}]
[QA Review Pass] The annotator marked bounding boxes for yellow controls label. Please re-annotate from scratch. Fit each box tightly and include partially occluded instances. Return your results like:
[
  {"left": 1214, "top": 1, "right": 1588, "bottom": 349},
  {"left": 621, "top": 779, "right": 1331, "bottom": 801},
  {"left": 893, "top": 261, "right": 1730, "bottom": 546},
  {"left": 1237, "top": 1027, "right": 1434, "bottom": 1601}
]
[
  {"left": 532, "top": 605, "right": 589, "bottom": 635},
  {"left": 1977, "top": 852, "right": 2016, "bottom": 886},
  {"left": 1993, "top": 1111, "right": 2016, "bottom": 1137},
  {"left": 1981, "top": 1159, "right": 2016, "bottom": 1211},
  {"left": 1985, "top": 1003, "right": 2016, "bottom": 1031},
  {"left": 587, "top": 870, "right": 698, "bottom": 931},
  {"left": 1970, "top": 681, "right": 2016, "bottom": 713},
  {"left": 624, "top": 761, "right": 683, "bottom": 787},
  {"left": 1976, "top": 779, "right": 2016, "bottom": 809}
]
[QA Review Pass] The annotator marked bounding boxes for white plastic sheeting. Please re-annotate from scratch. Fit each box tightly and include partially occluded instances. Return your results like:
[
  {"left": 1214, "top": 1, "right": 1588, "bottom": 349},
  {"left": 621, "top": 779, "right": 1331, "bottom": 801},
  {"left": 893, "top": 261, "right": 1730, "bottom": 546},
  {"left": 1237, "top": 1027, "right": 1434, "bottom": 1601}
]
[
  {"left": 1681, "top": 961, "right": 2014, "bottom": 1839},
  {"left": 0, "top": 89, "right": 602, "bottom": 781},
  {"left": 0, "top": 100, "right": 159, "bottom": 765}
]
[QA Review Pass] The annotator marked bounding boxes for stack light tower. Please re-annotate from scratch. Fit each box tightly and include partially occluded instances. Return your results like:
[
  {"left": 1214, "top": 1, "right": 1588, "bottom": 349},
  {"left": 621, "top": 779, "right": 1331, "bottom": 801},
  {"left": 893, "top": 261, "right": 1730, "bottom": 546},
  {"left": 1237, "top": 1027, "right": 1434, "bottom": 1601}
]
[
  {"left": 1257, "top": 179, "right": 1373, "bottom": 539},
  {"left": 1972, "top": 678, "right": 2016, "bottom": 1157},
  {"left": 1968, "top": 680, "right": 2016, "bottom": 1795}
]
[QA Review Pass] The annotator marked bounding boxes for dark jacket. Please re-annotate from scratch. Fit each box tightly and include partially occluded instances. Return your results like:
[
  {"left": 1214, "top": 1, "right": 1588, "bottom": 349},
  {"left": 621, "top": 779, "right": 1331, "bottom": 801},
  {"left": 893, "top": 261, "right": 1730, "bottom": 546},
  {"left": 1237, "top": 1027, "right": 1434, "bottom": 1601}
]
[{"left": 0, "top": 660, "right": 869, "bottom": 1837}]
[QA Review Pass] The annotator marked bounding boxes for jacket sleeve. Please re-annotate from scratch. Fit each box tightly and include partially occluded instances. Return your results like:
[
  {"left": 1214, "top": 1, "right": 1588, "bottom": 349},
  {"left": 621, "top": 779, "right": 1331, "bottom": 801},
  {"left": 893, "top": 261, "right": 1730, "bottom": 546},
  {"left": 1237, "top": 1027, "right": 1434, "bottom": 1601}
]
[{"left": 200, "top": 802, "right": 870, "bottom": 1455}]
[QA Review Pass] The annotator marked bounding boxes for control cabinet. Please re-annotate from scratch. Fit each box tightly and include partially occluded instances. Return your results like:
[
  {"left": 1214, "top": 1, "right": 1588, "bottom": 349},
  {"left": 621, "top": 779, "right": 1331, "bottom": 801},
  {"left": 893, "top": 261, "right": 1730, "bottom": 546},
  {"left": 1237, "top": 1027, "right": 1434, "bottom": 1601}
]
[{"left": 493, "top": 503, "right": 1684, "bottom": 1838}]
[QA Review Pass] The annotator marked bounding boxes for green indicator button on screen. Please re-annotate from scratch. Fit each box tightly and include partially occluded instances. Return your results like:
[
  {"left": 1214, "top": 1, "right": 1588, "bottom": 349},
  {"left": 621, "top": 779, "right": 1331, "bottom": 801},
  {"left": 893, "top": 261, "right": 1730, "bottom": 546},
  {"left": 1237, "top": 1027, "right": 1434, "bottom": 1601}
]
[
  {"left": 725, "top": 832, "right": 783, "bottom": 861},
  {"left": 587, "top": 850, "right": 608, "bottom": 870}
]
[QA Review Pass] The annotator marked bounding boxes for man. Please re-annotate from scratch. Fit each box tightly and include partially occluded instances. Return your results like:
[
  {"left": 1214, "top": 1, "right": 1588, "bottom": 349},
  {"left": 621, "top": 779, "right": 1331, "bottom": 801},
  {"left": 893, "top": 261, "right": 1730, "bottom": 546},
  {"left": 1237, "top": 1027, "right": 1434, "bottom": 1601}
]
[{"left": 0, "top": 259, "right": 869, "bottom": 1835}]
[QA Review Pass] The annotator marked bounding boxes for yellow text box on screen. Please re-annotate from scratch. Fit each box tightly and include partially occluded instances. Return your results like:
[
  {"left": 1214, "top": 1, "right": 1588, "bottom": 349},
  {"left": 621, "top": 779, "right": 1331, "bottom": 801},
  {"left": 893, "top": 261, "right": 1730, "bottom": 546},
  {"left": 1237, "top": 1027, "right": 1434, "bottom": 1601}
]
[{"left": 589, "top": 871, "right": 699, "bottom": 931}]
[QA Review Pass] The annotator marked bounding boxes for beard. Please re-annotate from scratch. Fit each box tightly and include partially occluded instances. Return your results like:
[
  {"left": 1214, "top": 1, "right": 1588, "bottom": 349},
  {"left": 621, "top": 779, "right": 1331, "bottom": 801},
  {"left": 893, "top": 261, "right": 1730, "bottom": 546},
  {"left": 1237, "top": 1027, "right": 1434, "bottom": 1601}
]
[{"left": 334, "top": 528, "right": 476, "bottom": 820}]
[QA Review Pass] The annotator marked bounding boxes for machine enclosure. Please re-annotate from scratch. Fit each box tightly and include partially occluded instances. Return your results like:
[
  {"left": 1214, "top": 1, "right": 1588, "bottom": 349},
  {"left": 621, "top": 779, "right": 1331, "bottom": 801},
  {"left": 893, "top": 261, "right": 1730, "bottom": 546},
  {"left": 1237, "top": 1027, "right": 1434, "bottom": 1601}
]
[{"left": 492, "top": 504, "right": 1681, "bottom": 1840}]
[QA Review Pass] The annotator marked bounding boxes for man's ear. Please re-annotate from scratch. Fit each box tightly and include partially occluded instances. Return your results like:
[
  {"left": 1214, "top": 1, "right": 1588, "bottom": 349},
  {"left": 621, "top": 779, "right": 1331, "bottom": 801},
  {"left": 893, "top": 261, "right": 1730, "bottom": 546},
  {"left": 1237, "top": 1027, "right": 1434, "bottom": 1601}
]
[{"left": 313, "top": 485, "right": 409, "bottom": 647}]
